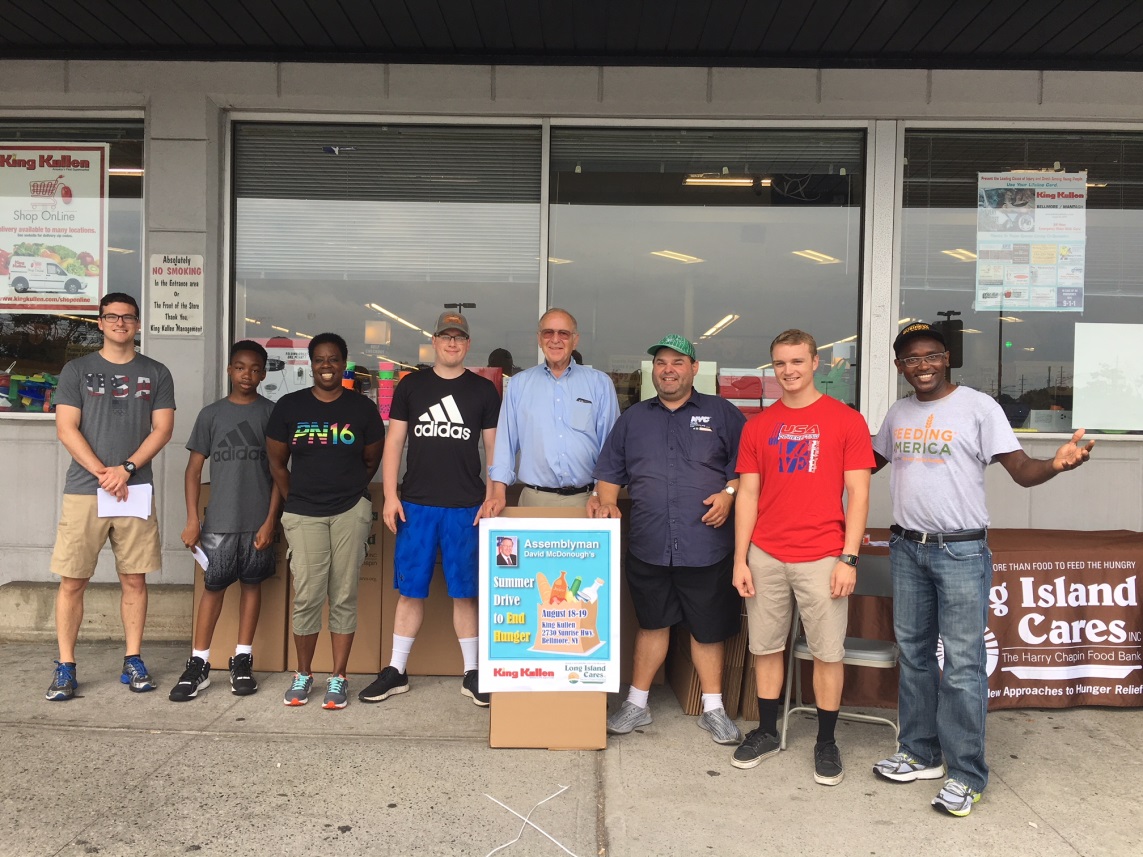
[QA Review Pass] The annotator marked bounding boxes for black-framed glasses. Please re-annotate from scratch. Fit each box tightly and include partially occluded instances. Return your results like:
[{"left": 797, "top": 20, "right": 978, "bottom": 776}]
[
  {"left": 435, "top": 333, "right": 470, "bottom": 344},
  {"left": 897, "top": 352, "right": 947, "bottom": 368},
  {"left": 99, "top": 313, "right": 140, "bottom": 323}
]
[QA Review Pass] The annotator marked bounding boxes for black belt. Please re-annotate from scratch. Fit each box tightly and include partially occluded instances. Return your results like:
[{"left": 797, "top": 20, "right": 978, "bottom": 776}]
[
  {"left": 891, "top": 524, "right": 986, "bottom": 544},
  {"left": 525, "top": 483, "right": 594, "bottom": 496}
]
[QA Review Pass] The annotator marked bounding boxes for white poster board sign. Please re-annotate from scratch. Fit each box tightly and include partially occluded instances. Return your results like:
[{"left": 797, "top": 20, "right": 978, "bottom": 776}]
[{"left": 1073, "top": 323, "right": 1143, "bottom": 431}]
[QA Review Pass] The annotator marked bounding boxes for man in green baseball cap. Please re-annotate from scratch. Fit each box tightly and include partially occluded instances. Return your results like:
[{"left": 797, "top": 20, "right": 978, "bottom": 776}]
[{"left": 592, "top": 333, "right": 747, "bottom": 746}]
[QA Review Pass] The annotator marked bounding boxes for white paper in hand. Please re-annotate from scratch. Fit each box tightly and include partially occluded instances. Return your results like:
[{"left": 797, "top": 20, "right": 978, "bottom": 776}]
[
  {"left": 96, "top": 484, "right": 153, "bottom": 520},
  {"left": 191, "top": 545, "right": 209, "bottom": 571}
]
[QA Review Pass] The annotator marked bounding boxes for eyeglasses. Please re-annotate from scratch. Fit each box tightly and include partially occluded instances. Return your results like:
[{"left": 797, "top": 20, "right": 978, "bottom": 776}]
[
  {"left": 435, "top": 333, "right": 469, "bottom": 344},
  {"left": 540, "top": 328, "right": 575, "bottom": 340},
  {"left": 897, "top": 352, "right": 947, "bottom": 368},
  {"left": 99, "top": 313, "right": 140, "bottom": 323}
]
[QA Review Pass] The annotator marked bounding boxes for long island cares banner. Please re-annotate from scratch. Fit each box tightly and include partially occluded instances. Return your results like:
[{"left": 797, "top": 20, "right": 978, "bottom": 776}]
[
  {"left": 976, "top": 171, "right": 1086, "bottom": 313},
  {"left": 0, "top": 144, "right": 109, "bottom": 314}
]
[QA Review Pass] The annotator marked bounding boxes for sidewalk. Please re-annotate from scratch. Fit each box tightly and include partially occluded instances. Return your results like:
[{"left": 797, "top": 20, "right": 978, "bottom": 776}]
[{"left": 1, "top": 640, "right": 1139, "bottom": 857}]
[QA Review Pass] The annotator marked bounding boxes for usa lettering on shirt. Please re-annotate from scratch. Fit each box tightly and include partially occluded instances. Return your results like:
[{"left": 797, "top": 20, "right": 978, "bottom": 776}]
[
  {"left": 769, "top": 422, "right": 821, "bottom": 473},
  {"left": 85, "top": 373, "right": 153, "bottom": 399}
]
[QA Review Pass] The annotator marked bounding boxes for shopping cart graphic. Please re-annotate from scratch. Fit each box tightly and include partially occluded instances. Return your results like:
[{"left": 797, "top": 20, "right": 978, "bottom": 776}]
[{"left": 29, "top": 175, "right": 65, "bottom": 209}]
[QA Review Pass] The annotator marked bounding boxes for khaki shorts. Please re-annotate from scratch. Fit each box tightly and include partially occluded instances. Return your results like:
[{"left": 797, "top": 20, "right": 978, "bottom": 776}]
[
  {"left": 744, "top": 544, "right": 847, "bottom": 662},
  {"left": 50, "top": 493, "right": 162, "bottom": 579}
]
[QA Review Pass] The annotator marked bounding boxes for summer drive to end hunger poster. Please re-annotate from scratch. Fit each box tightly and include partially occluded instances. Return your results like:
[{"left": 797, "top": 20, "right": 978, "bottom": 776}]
[
  {"left": 479, "top": 518, "right": 620, "bottom": 693},
  {"left": 0, "top": 143, "right": 109, "bottom": 314}
]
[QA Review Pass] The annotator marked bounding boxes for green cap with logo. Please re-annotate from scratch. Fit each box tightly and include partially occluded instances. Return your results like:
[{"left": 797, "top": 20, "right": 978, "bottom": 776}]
[{"left": 647, "top": 334, "right": 696, "bottom": 360}]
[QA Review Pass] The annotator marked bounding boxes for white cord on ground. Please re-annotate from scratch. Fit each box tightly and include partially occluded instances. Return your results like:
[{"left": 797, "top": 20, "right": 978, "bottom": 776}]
[{"left": 484, "top": 784, "right": 580, "bottom": 857}]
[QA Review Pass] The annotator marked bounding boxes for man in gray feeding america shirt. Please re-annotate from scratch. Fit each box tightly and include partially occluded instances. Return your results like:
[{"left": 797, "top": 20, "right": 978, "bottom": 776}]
[{"left": 870, "top": 321, "right": 1092, "bottom": 817}]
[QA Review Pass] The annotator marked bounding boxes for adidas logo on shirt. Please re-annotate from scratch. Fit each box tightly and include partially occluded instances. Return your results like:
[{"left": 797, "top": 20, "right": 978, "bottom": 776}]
[
  {"left": 414, "top": 394, "right": 471, "bottom": 440},
  {"left": 213, "top": 421, "right": 268, "bottom": 462}
]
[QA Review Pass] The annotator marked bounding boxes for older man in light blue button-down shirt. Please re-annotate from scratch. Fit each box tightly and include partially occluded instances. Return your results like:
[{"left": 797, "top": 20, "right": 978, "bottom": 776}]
[{"left": 487, "top": 308, "right": 620, "bottom": 512}]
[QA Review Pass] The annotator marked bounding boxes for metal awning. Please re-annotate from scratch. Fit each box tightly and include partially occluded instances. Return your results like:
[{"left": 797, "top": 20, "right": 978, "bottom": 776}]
[{"left": 2, "top": 0, "right": 1142, "bottom": 70}]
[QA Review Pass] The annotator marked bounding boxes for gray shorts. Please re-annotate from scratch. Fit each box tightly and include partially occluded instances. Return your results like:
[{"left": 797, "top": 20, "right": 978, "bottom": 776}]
[{"left": 200, "top": 531, "right": 275, "bottom": 592}]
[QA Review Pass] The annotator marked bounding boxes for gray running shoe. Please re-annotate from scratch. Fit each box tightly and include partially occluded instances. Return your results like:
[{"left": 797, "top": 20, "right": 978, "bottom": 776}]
[
  {"left": 322, "top": 675, "right": 349, "bottom": 710},
  {"left": 814, "top": 741, "right": 844, "bottom": 786},
  {"left": 873, "top": 751, "right": 946, "bottom": 783},
  {"left": 120, "top": 655, "right": 156, "bottom": 692},
  {"left": 46, "top": 661, "right": 77, "bottom": 701},
  {"left": 932, "top": 778, "right": 982, "bottom": 817},
  {"left": 283, "top": 672, "right": 313, "bottom": 706},
  {"left": 606, "top": 700, "right": 652, "bottom": 735},
  {"left": 698, "top": 708, "right": 743, "bottom": 745},
  {"left": 731, "top": 728, "right": 781, "bottom": 769}
]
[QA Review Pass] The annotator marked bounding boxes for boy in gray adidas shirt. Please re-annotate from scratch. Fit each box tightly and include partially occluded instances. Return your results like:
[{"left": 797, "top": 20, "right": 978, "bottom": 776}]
[{"left": 170, "top": 340, "right": 281, "bottom": 701}]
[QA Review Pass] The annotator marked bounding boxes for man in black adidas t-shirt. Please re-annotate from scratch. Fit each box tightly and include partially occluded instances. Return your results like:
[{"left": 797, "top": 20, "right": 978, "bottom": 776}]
[{"left": 359, "top": 312, "right": 501, "bottom": 708}]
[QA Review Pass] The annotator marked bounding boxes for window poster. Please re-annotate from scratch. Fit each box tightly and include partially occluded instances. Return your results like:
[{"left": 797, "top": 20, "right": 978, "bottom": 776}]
[
  {"left": 479, "top": 518, "right": 620, "bottom": 693},
  {"left": 0, "top": 143, "right": 109, "bottom": 314},
  {"left": 976, "top": 171, "right": 1086, "bottom": 312}
]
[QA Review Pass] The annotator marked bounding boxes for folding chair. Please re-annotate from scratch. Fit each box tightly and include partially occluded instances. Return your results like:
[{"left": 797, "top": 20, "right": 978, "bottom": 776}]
[{"left": 779, "top": 553, "right": 899, "bottom": 749}]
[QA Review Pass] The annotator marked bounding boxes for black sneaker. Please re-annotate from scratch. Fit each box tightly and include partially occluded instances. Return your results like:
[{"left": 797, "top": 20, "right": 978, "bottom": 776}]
[
  {"left": 461, "top": 670, "right": 490, "bottom": 707},
  {"left": 814, "top": 741, "right": 844, "bottom": 786},
  {"left": 168, "top": 657, "right": 210, "bottom": 702},
  {"left": 229, "top": 653, "right": 258, "bottom": 696},
  {"left": 358, "top": 666, "right": 409, "bottom": 703},
  {"left": 730, "top": 728, "right": 781, "bottom": 770}
]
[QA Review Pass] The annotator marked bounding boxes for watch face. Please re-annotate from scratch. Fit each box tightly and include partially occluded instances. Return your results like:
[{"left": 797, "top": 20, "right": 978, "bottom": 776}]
[{"left": 725, "top": 486, "right": 736, "bottom": 495}]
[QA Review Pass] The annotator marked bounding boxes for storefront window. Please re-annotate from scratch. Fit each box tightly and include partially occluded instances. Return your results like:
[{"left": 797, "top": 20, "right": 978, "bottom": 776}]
[
  {"left": 0, "top": 121, "right": 144, "bottom": 414},
  {"left": 232, "top": 123, "right": 541, "bottom": 405},
  {"left": 901, "top": 130, "right": 1143, "bottom": 434},
  {"left": 548, "top": 127, "right": 866, "bottom": 411}
]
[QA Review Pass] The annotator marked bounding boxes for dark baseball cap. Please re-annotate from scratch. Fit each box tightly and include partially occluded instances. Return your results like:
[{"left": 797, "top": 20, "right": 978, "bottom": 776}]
[
  {"left": 434, "top": 311, "right": 470, "bottom": 336},
  {"left": 893, "top": 321, "right": 947, "bottom": 356}
]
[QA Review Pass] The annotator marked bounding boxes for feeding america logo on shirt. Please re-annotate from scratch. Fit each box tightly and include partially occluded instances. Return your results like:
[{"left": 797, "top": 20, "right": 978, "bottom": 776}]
[
  {"left": 769, "top": 422, "right": 821, "bottom": 473},
  {"left": 891, "top": 413, "right": 957, "bottom": 464},
  {"left": 414, "top": 394, "right": 471, "bottom": 440}
]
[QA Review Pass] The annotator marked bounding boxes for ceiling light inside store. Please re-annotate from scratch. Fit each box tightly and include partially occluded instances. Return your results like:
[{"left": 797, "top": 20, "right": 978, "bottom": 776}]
[
  {"left": 1023, "top": 347, "right": 1036, "bottom": 351},
  {"left": 683, "top": 174, "right": 771, "bottom": 187},
  {"left": 106, "top": 247, "right": 134, "bottom": 254},
  {"left": 963, "top": 328, "right": 982, "bottom": 334},
  {"left": 368, "top": 303, "right": 433, "bottom": 338},
  {"left": 792, "top": 250, "right": 841, "bottom": 265},
  {"left": 999, "top": 316, "right": 1024, "bottom": 323},
  {"left": 700, "top": 313, "right": 740, "bottom": 339},
  {"left": 271, "top": 325, "right": 289, "bottom": 333},
  {"left": 547, "top": 257, "right": 573, "bottom": 265},
  {"left": 1087, "top": 182, "right": 1107, "bottom": 188},
  {"left": 295, "top": 332, "right": 313, "bottom": 339},
  {"left": 651, "top": 250, "right": 704, "bottom": 264},
  {"left": 108, "top": 168, "right": 144, "bottom": 176},
  {"left": 244, "top": 317, "right": 261, "bottom": 325},
  {"left": 941, "top": 249, "right": 977, "bottom": 261}
]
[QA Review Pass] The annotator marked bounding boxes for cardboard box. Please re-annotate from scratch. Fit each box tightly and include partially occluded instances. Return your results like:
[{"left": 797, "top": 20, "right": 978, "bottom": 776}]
[
  {"left": 666, "top": 608, "right": 747, "bottom": 719},
  {"left": 489, "top": 690, "right": 606, "bottom": 749},
  {"left": 190, "top": 484, "right": 290, "bottom": 672},
  {"left": 286, "top": 494, "right": 385, "bottom": 677},
  {"left": 490, "top": 506, "right": 607, "bottom": 750}
]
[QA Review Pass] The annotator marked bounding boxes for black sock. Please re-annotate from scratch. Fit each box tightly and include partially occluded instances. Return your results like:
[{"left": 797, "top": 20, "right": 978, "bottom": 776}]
[
  {"left": 758, "top": 697, "right": 780, "bottom": 735},
  {"left": 124, "top": 653, "right": 140, "bottom": 660},
  {"left": 816, "top": 707, "right": 839, "bottom": 744}
]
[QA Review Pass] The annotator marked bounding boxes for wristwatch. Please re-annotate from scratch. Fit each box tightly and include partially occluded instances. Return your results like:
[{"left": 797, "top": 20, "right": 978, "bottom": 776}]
[
  {"left": 838, "top": 553, "right": 859, "bottom": 568},
  {"left": 122, "top": 460, "right": 137, "bottom": 475},
  {"left": 723, "top": 485, "right": 736, "bottom": 496}
]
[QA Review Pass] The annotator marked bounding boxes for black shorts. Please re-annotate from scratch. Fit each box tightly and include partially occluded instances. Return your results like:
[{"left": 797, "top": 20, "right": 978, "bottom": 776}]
[
  {"left": 200, "top": 531, "right": 275, "bottom": 591},
  {"left": 624, "top": 551, "right": 741, "bottom": 644}
]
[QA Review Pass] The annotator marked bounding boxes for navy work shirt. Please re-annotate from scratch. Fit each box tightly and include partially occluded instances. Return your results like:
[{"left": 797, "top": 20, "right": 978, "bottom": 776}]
[{"left": 593, "top": 390, "right": 747, "bottom": 567}]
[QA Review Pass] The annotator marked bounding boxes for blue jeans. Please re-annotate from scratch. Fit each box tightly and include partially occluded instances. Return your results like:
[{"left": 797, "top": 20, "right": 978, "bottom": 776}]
[{"left": 890, "top": 532, "right": 992, "bottom": 792}]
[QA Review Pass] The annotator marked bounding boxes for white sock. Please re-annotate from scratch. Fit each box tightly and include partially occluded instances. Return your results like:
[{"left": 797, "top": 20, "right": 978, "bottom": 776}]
[
  {"left": 626, "top": 686, "right": 650, "bottom": 709},
  {"left": 458, "top": 637, "right": 479, "bottom": 672},
  {"left": 702, "top": 692, "right": 724, "bottom": 713},
  {"left": 234, "top": 644, "right": 253, "bottom": 657},
  {"left": 390, "top": 635, "right": 415, "bottom": 672},
  {"left": 192, "top": 648, "right": 210, "bottom": 663}
]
